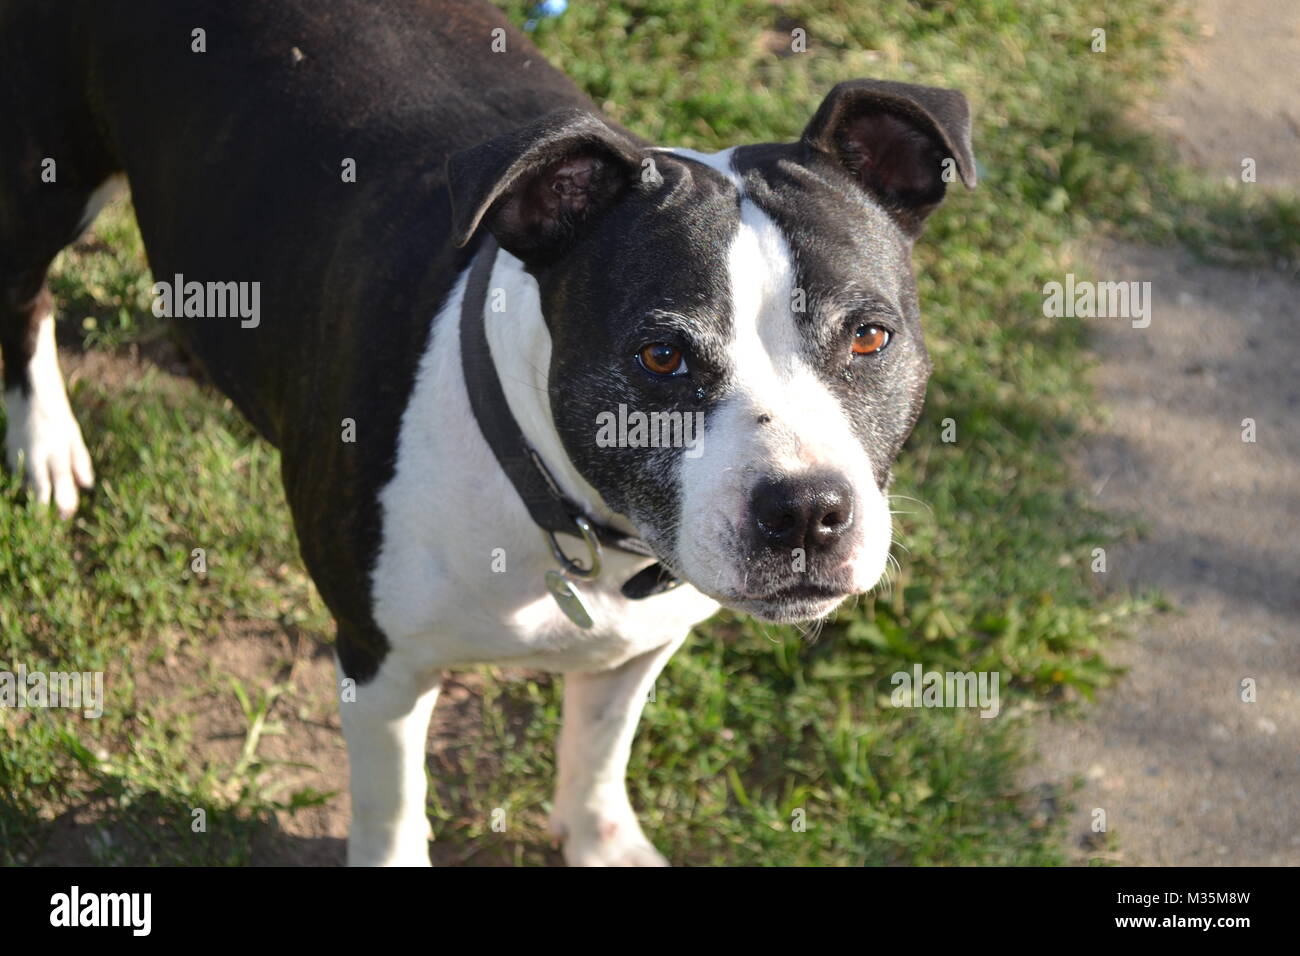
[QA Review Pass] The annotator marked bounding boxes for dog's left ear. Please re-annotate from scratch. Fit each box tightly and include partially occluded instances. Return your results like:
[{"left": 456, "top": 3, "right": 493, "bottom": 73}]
[
  {"left": 802, "top": 79, "right": 976, "bottom": 237},
  {"left": 447, "top": 108, "right": 642, "bottom": 262}
]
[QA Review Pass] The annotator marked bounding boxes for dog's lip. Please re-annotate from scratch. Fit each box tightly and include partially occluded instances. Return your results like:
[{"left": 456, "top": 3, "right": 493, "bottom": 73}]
[
  {"left": 752, "top": 580, "right": 846, "bottom": 602},
  {"left": 736, "top": 565, "right": 855, "bottom": 602},
  {"left": 709, "top": 578, "right": 852, "bottom": 621},
  {"left": 733, "top": 593, "right": 846, "bottom": 623}
]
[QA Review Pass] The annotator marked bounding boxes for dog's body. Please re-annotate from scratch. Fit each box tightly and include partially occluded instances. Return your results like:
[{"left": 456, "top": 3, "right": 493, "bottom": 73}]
[{"left": 1, "top": 0, "right": 973, "bottom": 864}]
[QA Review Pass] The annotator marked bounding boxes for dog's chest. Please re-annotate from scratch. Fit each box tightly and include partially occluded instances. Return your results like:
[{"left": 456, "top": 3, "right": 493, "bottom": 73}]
[
  {"left": 441, "top": 564, "right": 717, "bottom": 671},
  {"left": 373, "top": 491, "right": 718, "bottom": 671},
  {"left": 367, "top": 266, "right": 719, "bottom": 673}
]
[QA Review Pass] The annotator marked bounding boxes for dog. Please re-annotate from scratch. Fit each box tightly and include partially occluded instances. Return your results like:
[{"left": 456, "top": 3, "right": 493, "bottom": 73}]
[{"left": 0, "top": 0, "right": 974, "bottom": 865}]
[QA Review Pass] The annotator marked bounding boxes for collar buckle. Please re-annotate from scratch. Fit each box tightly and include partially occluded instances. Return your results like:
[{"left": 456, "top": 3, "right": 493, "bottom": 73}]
[{"left": 544, "top": 514, "right": 602, "bottom": 582}]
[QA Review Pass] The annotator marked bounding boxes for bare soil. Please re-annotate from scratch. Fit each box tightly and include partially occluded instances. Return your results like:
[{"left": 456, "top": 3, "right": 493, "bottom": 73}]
[{"left": 1027, "top": 0, "right": 1300, "bottom": 865}]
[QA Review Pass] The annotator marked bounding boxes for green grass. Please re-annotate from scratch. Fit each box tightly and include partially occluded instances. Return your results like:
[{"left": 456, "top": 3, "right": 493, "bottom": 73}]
[{"left": 3, "top": 0, "right": 1285, "bottom": 866}]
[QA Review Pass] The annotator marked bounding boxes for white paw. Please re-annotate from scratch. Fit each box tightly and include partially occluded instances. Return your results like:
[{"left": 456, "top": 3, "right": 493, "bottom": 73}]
[
  {"left": 4, "top": 388, "right": 93, "bottom": 519},
  {"left": 551, "top": 811, "right": 669, "bottom": 867}
]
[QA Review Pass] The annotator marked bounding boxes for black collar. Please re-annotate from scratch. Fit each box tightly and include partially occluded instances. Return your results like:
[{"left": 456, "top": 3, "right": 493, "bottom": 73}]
[{"left": 459, "top": 236, "right": 680, "bottom": 601}]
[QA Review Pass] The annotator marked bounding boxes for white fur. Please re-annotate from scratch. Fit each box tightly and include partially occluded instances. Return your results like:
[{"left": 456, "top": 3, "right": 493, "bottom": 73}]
[
  {"left": 338, "top": 656, "right": 441, "bottom": 866},
  {"left": 4, "top": 310, "right": 94, "bottom": 518},
  {"left": 356, "top": 148, "right": 890, "bottom": 867},
  {"left": 676, "top": 197, "right": 892, "bottom": 609},
  {"left": 370, "top": 253, "right": 717, "bottom": 673},
  {"left": 549, "top": 634, "right": 684, "bottom": 865},
  {"left": 357, "top": 251, "right": 718, "bottom": 866},
  {"left": 654, "top": 145, "right": 743, "bottom": 189},
  {"left": 3, "top": 174, "right": 123, "bottom": 517}
]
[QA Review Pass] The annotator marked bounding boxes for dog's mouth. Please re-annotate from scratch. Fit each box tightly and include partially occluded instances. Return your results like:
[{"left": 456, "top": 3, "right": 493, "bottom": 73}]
[{"left": 713, "top": 579, "right": 851, "bottom": 623}]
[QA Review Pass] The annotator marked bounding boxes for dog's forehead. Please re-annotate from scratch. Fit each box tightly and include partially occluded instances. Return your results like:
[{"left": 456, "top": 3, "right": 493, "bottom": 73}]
[
  {"left": 653, "top": 145, "right": 914, "bottom": 323},
  {"left": 562, "top": 149, "right": 739, "bottom": 327},
  {"left": 734, "top": 144, "right": 914, "bottom": 307},
  {"left": 555, "top": 143, "right": 916, "bottom": 385}
]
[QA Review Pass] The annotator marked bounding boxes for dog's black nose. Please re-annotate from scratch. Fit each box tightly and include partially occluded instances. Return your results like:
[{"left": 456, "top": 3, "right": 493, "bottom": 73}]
[{"left": 749, "top": 472, "right": 855, "bottom": 554}]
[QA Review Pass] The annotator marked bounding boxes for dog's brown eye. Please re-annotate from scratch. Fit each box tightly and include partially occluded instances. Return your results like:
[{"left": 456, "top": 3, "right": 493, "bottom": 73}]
[
  {"left": 637, "top": 343, "right": 687, "bottom": 377},
  {"left": 851, "top": 324, "right": 890, "bottom": 355}
]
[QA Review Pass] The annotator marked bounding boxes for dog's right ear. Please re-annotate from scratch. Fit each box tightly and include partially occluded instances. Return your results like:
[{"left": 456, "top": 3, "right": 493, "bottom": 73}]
[
  {"left": 447, "top": 108, "right": 642, "bottom": 263},
  {"left": 801, "top": 79, "right": 976, "bottom": 237}
]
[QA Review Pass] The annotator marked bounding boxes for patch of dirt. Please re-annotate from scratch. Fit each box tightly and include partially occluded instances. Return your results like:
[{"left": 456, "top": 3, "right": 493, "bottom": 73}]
[
  {"left": 1028, "top": 0, "right": 1300, "bottom": 867},
  {"left": 33, "top": 600, "right": 560, "bottom": 866},
  {"left": 1149, "top": 0, "right": 1300, "bottom": 190},
  {"left": 1030, "top": 243, "right": 1300, "bottom": 864}
]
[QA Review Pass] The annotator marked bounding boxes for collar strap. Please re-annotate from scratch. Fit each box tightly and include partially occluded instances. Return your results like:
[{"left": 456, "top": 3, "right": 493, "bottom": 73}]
[{"left": 459, "top": 236, "right": 680, "bottom": 601}]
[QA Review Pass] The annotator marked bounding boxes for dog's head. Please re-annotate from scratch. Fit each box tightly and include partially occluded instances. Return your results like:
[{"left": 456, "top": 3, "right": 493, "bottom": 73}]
[{"left": 448, "top": 79, "right": 975, "bottom": 622}]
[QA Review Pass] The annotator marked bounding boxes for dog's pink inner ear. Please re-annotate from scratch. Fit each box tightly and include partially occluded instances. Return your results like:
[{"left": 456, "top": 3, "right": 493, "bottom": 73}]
[
  {"left": 835, "top": 110, "right": 947, "bottom": 207},
  {"left": 539, "top": 156, "right": 598, "bottom": 217},
  {"left": 496, "top": 150, "right": 624, "bottom": 251}
]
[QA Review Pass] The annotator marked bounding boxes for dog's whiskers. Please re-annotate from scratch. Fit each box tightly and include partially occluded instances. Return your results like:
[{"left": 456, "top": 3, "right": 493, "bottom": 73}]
[{"left": 887, "top": 493, "right": 934, "bottom": 516}]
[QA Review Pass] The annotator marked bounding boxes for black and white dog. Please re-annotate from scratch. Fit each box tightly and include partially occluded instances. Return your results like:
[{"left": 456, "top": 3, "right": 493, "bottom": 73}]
[{"left": 1, "top": 0, "right": 974, "bottom": 865}]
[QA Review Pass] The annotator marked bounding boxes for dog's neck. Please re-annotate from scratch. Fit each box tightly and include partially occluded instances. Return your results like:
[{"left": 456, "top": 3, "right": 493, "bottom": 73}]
[{"left": 481, "top": 249, "right": 637, "bottom": 538}]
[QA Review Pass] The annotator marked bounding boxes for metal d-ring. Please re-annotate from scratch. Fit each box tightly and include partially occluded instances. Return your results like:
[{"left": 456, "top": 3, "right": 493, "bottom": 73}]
[{"left": 545, "top": 515, "right": 602, "bottom": 582}]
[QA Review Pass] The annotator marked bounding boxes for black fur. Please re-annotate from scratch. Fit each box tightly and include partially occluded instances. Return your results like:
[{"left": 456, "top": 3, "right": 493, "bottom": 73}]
[
  {"left": 1, "top": 0, "right": 973, "bottom": 682},
  {"left": 0, "top": 0, "right": 596, "bottom": 682}
]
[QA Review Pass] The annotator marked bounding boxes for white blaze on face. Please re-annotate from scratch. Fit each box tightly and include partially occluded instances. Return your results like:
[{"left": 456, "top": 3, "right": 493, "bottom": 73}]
[{"left": 675, "top": 198, "right": 892, "bottom": 606}]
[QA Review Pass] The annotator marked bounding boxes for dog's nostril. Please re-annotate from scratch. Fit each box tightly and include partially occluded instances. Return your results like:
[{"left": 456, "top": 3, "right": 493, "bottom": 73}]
[
  {"left": 820, "top": 509, "right": 847, "bottom": 529},
  {"left": 757, "top": 510, "right": 795, "bottom": 536}
]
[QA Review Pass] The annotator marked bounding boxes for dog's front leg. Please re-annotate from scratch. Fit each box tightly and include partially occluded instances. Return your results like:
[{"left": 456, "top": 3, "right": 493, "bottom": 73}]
[
  {"left": 550, "top": 635, "right": 686, "bottom": 866},
  {"left": 338, "top": 656, "right": 441, "bottom": 866}
]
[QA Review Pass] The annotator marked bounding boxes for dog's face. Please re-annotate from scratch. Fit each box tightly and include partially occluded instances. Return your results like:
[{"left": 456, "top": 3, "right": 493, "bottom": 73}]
[{"left": 449, "top": 80, "right": 975, "bottom": 622}]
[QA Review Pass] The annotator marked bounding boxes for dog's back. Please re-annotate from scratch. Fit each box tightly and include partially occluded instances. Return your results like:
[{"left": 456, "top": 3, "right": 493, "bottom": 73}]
[
  {"left": 3, "top": 0, "right": 591, "bottom": 439},
  {"left": 1, "top": 0, "right": 598, "bottom": 661}
]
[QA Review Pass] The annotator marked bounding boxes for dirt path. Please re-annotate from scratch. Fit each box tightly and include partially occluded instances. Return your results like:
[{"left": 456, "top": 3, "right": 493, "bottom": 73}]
[{"left": 1028, "top": 0, "right": 1300, "bottom": 865}]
